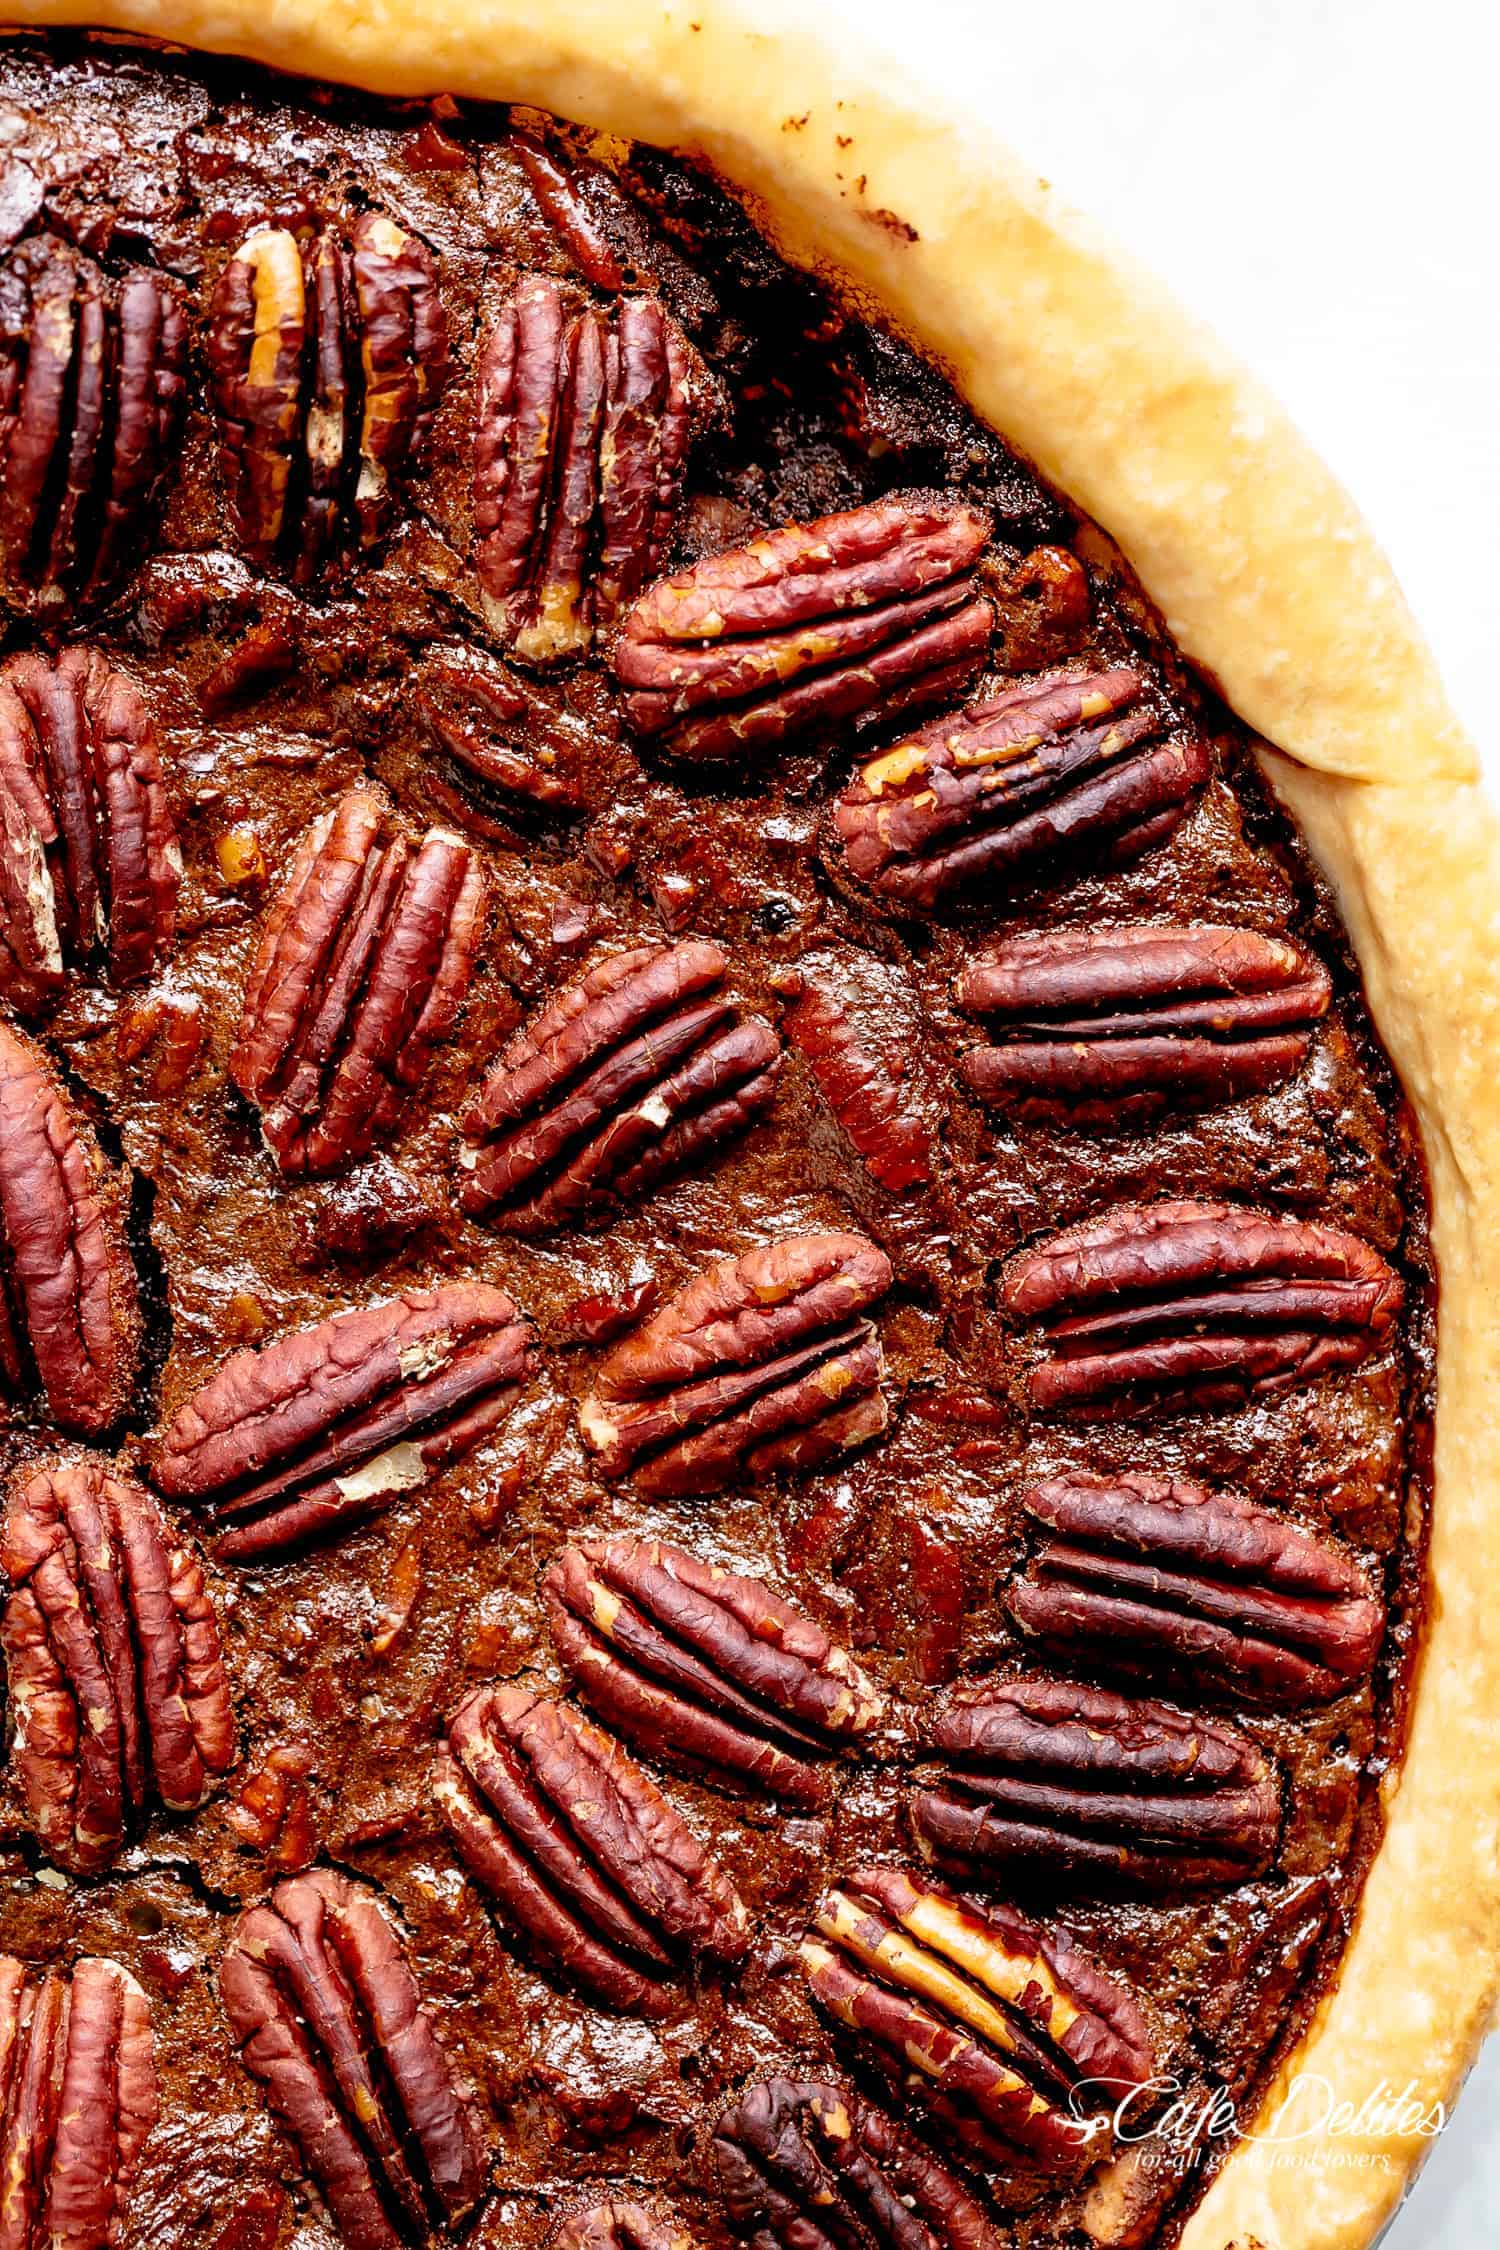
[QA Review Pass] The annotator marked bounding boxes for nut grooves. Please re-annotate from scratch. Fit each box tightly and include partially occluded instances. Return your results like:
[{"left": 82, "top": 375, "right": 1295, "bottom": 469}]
[
  {"left": 0, "top": 234, "right": 186, "bottom": 614},
  {"left": 219, "top": 1869, "right": 483, "bottom": 2250},
  {"left": 207, "top": 212, "right": 448, "bottom": 579},
  {"left": 612, "top": 496, "right": 993, "bottom": 761},
  {"left": 1, "top": 1459, "right": 235, "bottom": 1874},
  {"left": 544, "top": 1534, "right": 885, "bottom": 1802},
  {"left": 474, "top": 277, "right": 699, "bottom": 661},
  {"left": 0, "top": 647, "right": 180, "bottom": 1016},
  {"left": 459, "top": 940, "right": 780, "bottom": 1228},
  {"left": 435, "top": 1683, "right": 750, "bottom": 2015},
  {"left": 232, "top": 785, "right": 487, "bottom": 1177},
  {"left": 832, "top": 669, "right": 1209, "bottom": 910},
  {"left": 578, "top": 1231, "right": 893, "bottom": 1495}
]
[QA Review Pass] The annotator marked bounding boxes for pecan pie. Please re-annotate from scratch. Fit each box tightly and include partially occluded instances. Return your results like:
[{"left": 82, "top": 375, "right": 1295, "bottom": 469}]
[{"left": 0, "top": 19, "right": 1493, "bottom": 2250}]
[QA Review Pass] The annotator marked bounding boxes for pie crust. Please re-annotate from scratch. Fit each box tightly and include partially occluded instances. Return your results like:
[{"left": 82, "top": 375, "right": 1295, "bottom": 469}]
[{"left": 12, "top": 4, "right": 1500, "bottom": 2247}]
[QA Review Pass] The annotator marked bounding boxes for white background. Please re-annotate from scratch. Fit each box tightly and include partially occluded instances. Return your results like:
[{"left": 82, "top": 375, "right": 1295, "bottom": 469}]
[{"left": 808, "top": 0, "right": 1498, "bottom": 2238}]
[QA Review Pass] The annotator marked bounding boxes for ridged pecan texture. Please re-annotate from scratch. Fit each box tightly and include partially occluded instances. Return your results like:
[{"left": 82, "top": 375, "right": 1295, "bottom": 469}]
[
  {"left": 459, "top": 940, "right": 780, "bottom": 1228},
  {"left": 207, "top": 213, "right": 448, "bottom": 580},
  {"left": 474, "top": 276, "right": 698, "bottom": 662},
  {"left": 912, "top": 1674, "right": 1279, "bottom": 1893},
  {"left": 434, "top": 1683, "right": 749, "bottom": 2015},
  {"left": 1002, "top": 1199, "right": 1402, "bottom": 1414},
  {"left": 612, "top": 497, "right": 993, "bottom": 762},
  {"left": 510, "top": 134, "right": 628, "bottom": 292},
  {"left": 1009, "top": 1472, "right": 1384, "bottom": 1707},
  {"left": 153, "top": 1283, "right": 535, "bottom": 1561},
  {"left": 0, "top": 647, "right": 180, "bottom": 1016},
  {"left": 831, "top": 669, "right": 1209, "bottom": 911},
  {"left": 800, "top": 1868, "right": 1154, "bottom": 2172},
  {"left": 956, "top": 924, "right": 1332, "bottom": 1123},
  {"left": 552, "top": 2203, "right": 691, "bottom": 2250},
  {"left": 219, "top": 1868, "right": 483, "bottom": 2250},
  {"left": 779, "top": 953, "right": 934, "bottom": 1191},
  {"left": 543, "top": 1534, "right": 885, "bottom": 1802},
  {"left": 232, "top": 785, "right": 487, "bottom": 1176},
  {"left": 0, "top": 1459, "right": 235, "bottom": 1874},
  {"left": 0, "top": 233, "right": 185, "bottom": 614},
  {"left": 415, "top": 647, "right": 586, "bottom": 830},
  {"left": 578, "top": 1232, "right": 893, "bottom": 1496},
  {"left": 713, "top": 2076, "right": 1004, "bottom": 2250},
  {"left": 0, "top": 1017, "right": 139, "bottom": 1435},
  {"left": 0, "top": 1953, "right": 156, "bottom": 2250}
]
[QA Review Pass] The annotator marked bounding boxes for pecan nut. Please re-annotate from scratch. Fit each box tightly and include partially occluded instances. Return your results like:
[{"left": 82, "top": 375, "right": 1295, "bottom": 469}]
[
  {"left": 577, "top": 1232, "right": 893, "bottom": 1496},
  {"left": 219, "top": 1869, "right": 483, "bottom": 2250},
  {"left": 511, "top": 134, "right": 628, "bottom": 292},
  {"left": 713, "top": 2077, "right": 1004, "bottom": 2250},
  {"left": 542, "top": 1534, "right": 884, "bottom": 1802},
  {"left": 800, "top": 1867, "right": 1154, "bottom": 2171},
  {"left": 0, "top": 1017, "right": 139, "bottom": 1435},
  {"left": 0, "top": 1952, "right": 157, "bottom": 2250},
  {"left": 612, "top": 496, "right": 993, "bottom": 762},
  {"left": 779, "top": 952, "right": 935, "bottom": 1192},
  {"left": 153, "top": 1282, "right": 535, "bottom": 1561},
  {"left": 434, "top": 1683, "right": 749, "bottom": 2014},
  {"left": 415, "top": 647, "right": 586, "bottom": 832},
  {"left": 831, "top": 669, "right": 1209, "bottom": 911},
  {"left": 207, "top": 214, "right": 448, "bottom": 580},
  {"left": 1008, "top": 1471, "right": 1384, "bottom": 1707},
  {"left": 474, "top": 276, "right": 699, "bottom": 662},
  {"left": 956, "top": 924, "right": 1333, "bottom": 1123},
  {"left": 1002, "top": 1199, "right": 1402, "bottom": 1414},
  {"left": 0, "top": 648, "right": 180, "bottom": 1016},
  {"left": 912, "top": 1674, "right": 1279, "bottom": 1892},
  {"left": 0, "top": 1459, "right": 235, "bottom": 1874},
  {"left": 0, "top": 234, "right": 185, "bottom": 613},
  {"left": 459, "top": 940, "right": 780, "bottom": 1229},
  {"left": 232, "top": 785, "right": 487, "bottom": 1176},
  {"left": 552, "top": 2204, "right": 690, "bottom": 2250}
]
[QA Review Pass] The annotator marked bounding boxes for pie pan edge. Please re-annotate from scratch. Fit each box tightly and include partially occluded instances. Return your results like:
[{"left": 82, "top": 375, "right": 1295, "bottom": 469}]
[{"left": 11, "top": 3, "right": 1500, "bottom": 2245}]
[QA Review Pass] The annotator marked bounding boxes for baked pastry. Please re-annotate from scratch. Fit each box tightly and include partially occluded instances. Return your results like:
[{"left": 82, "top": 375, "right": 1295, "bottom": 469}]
[{"left": 0, "top": 11, "right": 1496, "bottom": 2250}]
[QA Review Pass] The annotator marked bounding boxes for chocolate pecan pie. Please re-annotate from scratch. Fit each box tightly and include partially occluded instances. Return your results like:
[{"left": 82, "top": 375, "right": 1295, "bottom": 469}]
[{"left": 0, "top": 14, "right": 1497, "bottom": 2250}]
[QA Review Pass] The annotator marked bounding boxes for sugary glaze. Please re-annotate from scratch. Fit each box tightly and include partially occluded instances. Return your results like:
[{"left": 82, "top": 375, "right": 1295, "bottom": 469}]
[{"left": 0, "top": 32, "right": 1433, "bottom": 2250}]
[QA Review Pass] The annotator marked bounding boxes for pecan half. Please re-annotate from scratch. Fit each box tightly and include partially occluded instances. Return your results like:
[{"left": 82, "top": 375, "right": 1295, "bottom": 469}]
[
  {"left": 0, "top": 1018, "right": 139, "bottom": 1435},
  {"left": 912, "top": 1675, "right": 1278, "bottom": 1892},
  {"left": 552, "top": 2204, "right": 690, "bottom": 2250},
  {"left": 415, "top": 647, "right": 586, "bottom": 830},
  {"left": 153, "top": 1282, "right": 534, "bottom": 1561},
  {"left": 831, "top": 669, "right": 1209, "bottom": 911},
  {"left": 956, "top": 925, "right": 1332, "bottom": 1122},
  {"left": 1009, "top": 1472, "right": 1384, "bottom": 1707},
  {"left": 613, "top": 496, "right": 992, "bottom": 762},
  {"left": 713, "top": 2077, "right": 1003, "bottom": 2250},
  {"left": 459, "top": 941, "right": 780, "bottom": 1229},
  {"left": 578, "top": 1232, "right": 893, "bottom": 1496},
  {"left": 0, "top": 1459, "right": 235, "bottom": 1875},
  {"left": 801, "top": 1868, "right": 1154, "bottom": 2170},
  {"left": 0, "top": 1953, "right": 157, "bottom": 2250},
  {"left": 434, "top": 1683, "right": 749, "bottom": 2014},
  {"left": 207, "top": 214, "right": 447, "bottom": 580},
  {"left": 1002, "top": 1200, "right": 1402, "bottom": 1414},
  {"left": 779, "top": 953, "right": 934, "bottom": 1191},
  {"left": 0, "top": 648, "right": 180, "bottom": 1015},
  {"left": 511, "top": 134, "right": 628, "bottom": 292},
  {"left": 0, "top": 235, "right": 185, "bottom": 613},
  {"left": 220, "top": 1869, "right": 482, "bottom": 2250},
  {"left": 543, "top": 1534, "right": 884, "bottom": 1802},
  {"left": 474, "top": 276, "right": 698, "bottom": 662},
  {"left": 232, "top": 786, "right": 487, "bottom": 1176}
]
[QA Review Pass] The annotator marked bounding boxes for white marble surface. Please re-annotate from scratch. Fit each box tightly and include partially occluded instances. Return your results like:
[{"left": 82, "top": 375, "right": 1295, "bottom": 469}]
[{"left": 798, "top": 0, "right": 1497, "bottom": 2237}]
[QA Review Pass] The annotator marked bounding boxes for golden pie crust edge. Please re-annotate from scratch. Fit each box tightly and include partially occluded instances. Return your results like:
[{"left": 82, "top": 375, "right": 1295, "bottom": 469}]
[{"left": 12, "top": 3, "right": 1500, "bottom": 2246}]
